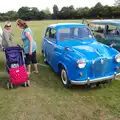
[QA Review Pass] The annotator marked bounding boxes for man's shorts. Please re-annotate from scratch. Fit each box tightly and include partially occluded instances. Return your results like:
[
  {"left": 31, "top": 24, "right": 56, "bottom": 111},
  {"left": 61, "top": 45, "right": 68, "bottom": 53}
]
[{"left": 25, "top": 51, "right": 37, "bottom": 65}]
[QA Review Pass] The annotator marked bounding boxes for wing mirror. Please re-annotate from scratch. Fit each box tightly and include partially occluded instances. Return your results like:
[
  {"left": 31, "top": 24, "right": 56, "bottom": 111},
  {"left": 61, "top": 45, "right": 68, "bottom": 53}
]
[
  {"left": 64, "top": 47, "right": 74, "bottom": 52},
  {"left": 110, "top": 43, "right": 116, "bottom": 47},
  {"left": 64, "top": 46, "right": 69, "bottom": 50}
]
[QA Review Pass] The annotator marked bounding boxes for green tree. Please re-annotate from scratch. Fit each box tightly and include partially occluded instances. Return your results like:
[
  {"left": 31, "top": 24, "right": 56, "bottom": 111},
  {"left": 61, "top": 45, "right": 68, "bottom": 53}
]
[
  {"left": 75, "top": 7, "right": 89, "bottom": 19},
  {"left": 18, "top": 7, "right": 32, "bottom": 20},
  {"left": 53, "top": 5, "right": 59, "bottom": 19},
  {"left": 38, "top": 11, "right": 46, "bottom": 20},
  {"left": 43, "top": 7, "right": 52, "bottom": 19},
  {"left": 30, "top": 7, "right": 40, "bottom": 20},
  {"left": 111, "top": 6, "right": 120, "bottom": 18},
  {"left": 69, "top": 5, "right": 75, "bottom": 19},
  {"left": 102, "top": 5, "right": 112, "bottom": 18},
  {"left": 89, "top": 2, "right": 104, "bottom": 18},
  {"left": 59, "top": 6, "right": 75, "bottom": 19},
  {"left": 6, "top": 11, "right": 18, "bottom": 20},
  {"left": 59, "top": 7, "right": 69, "bottom": 19}
]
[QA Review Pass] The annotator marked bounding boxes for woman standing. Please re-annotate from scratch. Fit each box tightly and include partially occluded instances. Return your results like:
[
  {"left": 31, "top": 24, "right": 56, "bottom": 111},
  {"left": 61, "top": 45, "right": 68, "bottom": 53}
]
[
  {"left": 16, "top": 19, "right": 38, "bottom": 75},
  {"left": 2, "top": 21, "right": 14, "bottom": 48},
  {"left": 0, "top": 26, "right": 3, "bottom": 49}
]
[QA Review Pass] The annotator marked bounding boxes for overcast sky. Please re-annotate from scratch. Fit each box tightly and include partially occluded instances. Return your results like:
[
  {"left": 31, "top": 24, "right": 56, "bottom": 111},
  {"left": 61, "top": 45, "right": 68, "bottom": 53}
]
[{"left": 0, "top": 0, "right": 115, "bottom": 13}]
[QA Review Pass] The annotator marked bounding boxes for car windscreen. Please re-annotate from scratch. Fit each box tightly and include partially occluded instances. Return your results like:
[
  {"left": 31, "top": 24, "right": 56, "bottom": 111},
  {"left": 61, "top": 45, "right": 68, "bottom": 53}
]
[{"left": 58, "top": 27, "right": 93, "bottom": 41}]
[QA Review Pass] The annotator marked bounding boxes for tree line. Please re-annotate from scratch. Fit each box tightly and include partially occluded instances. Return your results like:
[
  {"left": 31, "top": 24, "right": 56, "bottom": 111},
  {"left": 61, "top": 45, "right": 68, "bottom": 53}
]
[{"left": 0, "top": 1, "right": 120, "bottom": 21}]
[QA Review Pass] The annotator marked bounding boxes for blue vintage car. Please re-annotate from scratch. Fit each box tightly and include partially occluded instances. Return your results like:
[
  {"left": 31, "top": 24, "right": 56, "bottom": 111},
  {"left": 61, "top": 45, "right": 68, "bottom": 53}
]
[{"left": 42, "top": 23, "right": 120, "bottom": 88}]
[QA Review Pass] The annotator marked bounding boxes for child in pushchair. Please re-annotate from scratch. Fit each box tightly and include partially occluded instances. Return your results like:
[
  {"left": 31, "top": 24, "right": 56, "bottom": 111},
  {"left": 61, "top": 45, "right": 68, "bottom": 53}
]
[{"left": 3, "top": 45, "right": 30, "bottom": 89}]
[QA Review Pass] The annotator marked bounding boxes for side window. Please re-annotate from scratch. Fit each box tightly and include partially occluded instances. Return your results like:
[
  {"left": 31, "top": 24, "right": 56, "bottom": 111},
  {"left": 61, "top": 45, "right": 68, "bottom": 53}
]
[
  {"left": 105, "top": 25, "right": 118, "bottom": 36},
  {"left": 45, "top": 28, "right": 56, "bottom": 41},
  {"left": 49, "top": 28, "right": 56, "bottom": 40},
  {"left": 94, "top": 25, "right": 104, "bottom": 34}
]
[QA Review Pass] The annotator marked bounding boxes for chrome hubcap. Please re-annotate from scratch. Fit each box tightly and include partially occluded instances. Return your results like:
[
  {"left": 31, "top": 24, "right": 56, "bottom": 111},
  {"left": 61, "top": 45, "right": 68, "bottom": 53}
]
[
  {"left": 43, "top": 53, "right": 45, "bottom": 57},
  {"left": 43, "top": 53, "right": 47, "bottom": 62},
  {"left": 61, "top": 69, "right": 67, "bottom": 85}
]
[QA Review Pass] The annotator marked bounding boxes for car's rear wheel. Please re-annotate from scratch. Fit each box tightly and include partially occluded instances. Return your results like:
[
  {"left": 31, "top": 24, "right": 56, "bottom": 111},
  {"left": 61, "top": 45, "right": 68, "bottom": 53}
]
[{"left": 60, "top": 68, "right": 72, "bottom": 88}]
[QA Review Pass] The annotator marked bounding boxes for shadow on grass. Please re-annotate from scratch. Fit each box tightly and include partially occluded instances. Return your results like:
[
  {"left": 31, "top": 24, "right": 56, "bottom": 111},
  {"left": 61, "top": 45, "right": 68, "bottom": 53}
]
[
  {"left": 0, "top": 74, "right": 8, "bottom": 89},
  {"left": 0, "top": 54, "right": 106, "bottom": 91},
  {"left": 33, "top": 55, "right": 104, "bottom": 92},
  {"left": 31, "top": 62, "right": 103, "bottom": 93},
  {"left": 0, "top": 59, "right": 8, "bottom": 88},
  {"left": 0, "top": 60, "right": 6, "bottom": 70}
]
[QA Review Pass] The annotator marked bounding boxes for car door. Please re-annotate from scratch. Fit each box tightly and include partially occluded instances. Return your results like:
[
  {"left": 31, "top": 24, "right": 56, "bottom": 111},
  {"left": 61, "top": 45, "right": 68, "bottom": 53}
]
[{"left": 44, "top": 28, "right": 57, "bottom": 66}]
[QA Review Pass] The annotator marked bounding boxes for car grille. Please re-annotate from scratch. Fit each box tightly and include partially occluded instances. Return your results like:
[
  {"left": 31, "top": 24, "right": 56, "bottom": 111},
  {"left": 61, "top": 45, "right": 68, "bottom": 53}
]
[{"left": 93, "top": 58, "right": 113, "bottom": 78}]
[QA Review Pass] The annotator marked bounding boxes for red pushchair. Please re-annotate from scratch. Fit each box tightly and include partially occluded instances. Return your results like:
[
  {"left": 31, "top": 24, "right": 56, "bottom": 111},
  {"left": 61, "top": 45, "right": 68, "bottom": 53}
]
[{"left": 3, "top": 45, "right": 30, "bottom": 89}]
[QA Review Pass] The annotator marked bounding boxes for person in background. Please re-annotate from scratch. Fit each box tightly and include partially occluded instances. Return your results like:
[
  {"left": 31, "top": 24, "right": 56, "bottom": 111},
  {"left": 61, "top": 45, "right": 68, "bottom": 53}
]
[
  {"left": 0, "top": 26, "right": 3, "bottom": 49},
  {"left": 16, "top": 19, "right": 38, "bottom": 75},
  {"left": 2, "top": 21, "right": 14, "bottom": 48}
]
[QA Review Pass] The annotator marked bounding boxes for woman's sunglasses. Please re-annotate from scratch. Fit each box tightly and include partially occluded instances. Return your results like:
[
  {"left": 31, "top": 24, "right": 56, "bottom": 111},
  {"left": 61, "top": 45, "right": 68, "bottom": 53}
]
[{"left": 6, "top": 25, "right": 11, "bottom": 27}]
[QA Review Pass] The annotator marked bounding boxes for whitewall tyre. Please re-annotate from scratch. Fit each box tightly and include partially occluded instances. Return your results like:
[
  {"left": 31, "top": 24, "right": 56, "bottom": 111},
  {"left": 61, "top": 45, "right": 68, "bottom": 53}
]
[
  {"left": 43, "top": 52, "right": 48, "bottom": 64},
  {"left": 60, "top": 68, "right": 72, "bottom": 88}
]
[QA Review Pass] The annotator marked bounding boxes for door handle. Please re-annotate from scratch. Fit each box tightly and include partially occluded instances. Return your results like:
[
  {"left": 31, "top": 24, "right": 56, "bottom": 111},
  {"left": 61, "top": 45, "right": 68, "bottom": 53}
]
[
  {"left": 54, "top": 47, "right": 57, "bottom": 51},
  {"left": 46, "top": 40, "right": 52, "bottom": 44},
  {"left": 45, "top": 38, "right": 51, "bottom": 43}
]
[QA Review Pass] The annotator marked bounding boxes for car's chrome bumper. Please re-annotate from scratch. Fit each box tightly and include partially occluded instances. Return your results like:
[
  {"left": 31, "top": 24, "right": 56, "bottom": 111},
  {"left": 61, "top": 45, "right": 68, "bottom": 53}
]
[{"left": 71, "top": 72, "right": 120, "bottom": 85}]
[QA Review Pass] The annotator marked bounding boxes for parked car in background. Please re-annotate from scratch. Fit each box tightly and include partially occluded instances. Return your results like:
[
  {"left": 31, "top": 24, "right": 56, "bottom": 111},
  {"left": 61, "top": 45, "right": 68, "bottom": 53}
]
[
  {"left": 89, "top": 20, "right": 120, "bottom": 51},
  {"left": 42, "top": 23, "right": 120, "bottom": 88}
]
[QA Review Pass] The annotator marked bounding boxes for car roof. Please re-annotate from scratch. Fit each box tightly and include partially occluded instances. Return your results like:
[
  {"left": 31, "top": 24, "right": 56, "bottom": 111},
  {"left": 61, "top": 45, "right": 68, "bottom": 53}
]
[
  {"left": 48, "top": 23, "right": 85, "bottom": 29},
  {"left": 90, "top": 20, "right": 120, "bottom": 27}
]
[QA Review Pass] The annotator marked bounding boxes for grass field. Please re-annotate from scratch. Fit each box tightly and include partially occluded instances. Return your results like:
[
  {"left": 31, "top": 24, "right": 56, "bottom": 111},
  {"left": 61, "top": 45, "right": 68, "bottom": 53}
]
[{"left": 0, "top": 20, "right": 120, "bottom": 120}]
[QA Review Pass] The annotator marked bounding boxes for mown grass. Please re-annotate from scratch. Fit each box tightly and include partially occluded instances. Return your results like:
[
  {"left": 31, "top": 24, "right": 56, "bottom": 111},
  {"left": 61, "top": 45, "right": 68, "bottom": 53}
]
[{"left": 0, "top": 20, "right": 120, "bottom": 120}]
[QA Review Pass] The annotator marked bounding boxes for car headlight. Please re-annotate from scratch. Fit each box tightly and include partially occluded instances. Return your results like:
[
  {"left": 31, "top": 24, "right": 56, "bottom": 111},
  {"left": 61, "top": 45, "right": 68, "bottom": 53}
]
[
  {"left": 77, "top": 59, "right": 86, "bottom": 68},
  {"left": 115, "top": 54, "right": 120, "bottom": 63}
]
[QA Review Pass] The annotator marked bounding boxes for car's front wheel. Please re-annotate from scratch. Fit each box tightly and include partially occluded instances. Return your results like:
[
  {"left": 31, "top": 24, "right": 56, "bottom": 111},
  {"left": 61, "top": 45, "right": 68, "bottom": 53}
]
[{"left": 60, "top": 68, "right": 72, "bottom": 88}]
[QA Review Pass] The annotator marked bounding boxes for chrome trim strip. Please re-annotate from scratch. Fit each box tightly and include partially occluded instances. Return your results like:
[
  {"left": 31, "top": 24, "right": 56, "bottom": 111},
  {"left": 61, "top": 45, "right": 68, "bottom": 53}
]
[{"left": 71, "top": 72, "right": 120, "bottom": 85}]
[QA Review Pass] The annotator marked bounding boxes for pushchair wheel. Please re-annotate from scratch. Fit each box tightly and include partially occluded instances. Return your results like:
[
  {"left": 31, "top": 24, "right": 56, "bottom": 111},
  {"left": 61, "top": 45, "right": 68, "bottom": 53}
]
[
  {"left": 24, "top": 80, "right": 30, "bottom": 87},
  {"left": 24, "top": 82, "right": 27, "bottom": 87},
  {"left": 10, "top": 83, "right": 13, "bottom": 89},
  {"left": 7, "top": 83, "right": 13, "bottom": 89},
  {"left": 7, "top": 83, "right": 10, "bottom": 89}
]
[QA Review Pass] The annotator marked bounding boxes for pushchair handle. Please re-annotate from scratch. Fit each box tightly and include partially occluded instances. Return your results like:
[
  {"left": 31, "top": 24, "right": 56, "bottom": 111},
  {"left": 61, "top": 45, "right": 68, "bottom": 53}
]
[
  {"left": 17, "top": 44, "right": 24, "bottom": 53},
  {"left": 17, "top": 44, "right": 24, "bottom": 48},
  {"left": 2, "top": 46, "right": 5, "bottom": 51},
  {"left": 2, "top": 45, "right": 24, "bottom": 52},
  {"left": 17, "top": 44, "right": 21, "bottom": 47}
]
